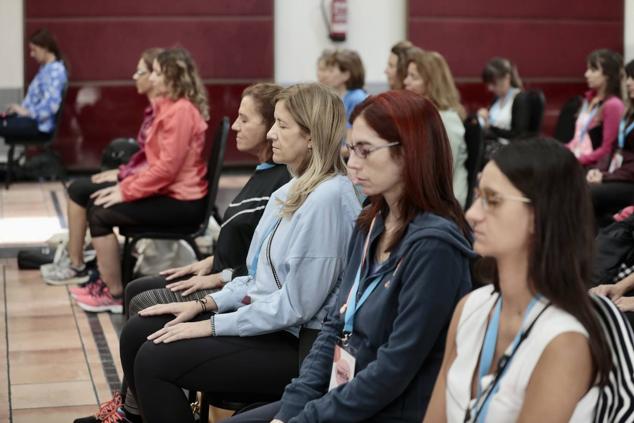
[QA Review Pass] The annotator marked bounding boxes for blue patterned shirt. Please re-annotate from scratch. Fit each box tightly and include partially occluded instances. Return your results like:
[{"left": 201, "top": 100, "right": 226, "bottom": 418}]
[{"left": 21, "top": 60, "right": 68, "bottom": 133}]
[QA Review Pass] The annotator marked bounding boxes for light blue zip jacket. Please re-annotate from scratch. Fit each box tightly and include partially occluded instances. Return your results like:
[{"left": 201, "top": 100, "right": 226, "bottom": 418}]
[{"left": 209, "top": 174, "right": 361, "bottom": 337}]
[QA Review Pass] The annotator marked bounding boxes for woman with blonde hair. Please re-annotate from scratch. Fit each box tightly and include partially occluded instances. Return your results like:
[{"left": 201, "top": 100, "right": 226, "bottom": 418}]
[
  {"left": 404, "top": 48, "right": 468, "bottom": 207},
  {"left": 116, "top": 83, "right": 361, "bottom": 423},
  {"left": 72, "top": 47, "right": 210, "bottom": 313}
]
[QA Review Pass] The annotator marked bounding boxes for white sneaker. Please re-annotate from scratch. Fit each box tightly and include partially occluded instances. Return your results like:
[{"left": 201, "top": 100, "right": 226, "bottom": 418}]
[{"left": 44, "top": 263, "right": 90, "bottom": 285}]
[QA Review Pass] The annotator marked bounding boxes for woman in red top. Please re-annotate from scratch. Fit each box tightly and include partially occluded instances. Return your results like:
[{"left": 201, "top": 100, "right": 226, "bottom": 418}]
[
  {"left": 74, "top": 47, "right": 210, "bottom": 313},
  {"left": 43, "top": 47, "right": 163, "bottom": 286}
]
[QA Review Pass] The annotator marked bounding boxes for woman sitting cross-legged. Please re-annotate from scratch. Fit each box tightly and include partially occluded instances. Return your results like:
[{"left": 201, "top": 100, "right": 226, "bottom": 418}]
[
  {"left": 113, "top": 83, "right": 361, "bottom": 423},
  {"left": 224, "top": 91, "right": 474, "bottom": 423}
]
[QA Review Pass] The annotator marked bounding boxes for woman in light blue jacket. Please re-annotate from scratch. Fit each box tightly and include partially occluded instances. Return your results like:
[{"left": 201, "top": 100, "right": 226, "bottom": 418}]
[{"left": 115, "top": 83, "right": 361, "bottom": 423}]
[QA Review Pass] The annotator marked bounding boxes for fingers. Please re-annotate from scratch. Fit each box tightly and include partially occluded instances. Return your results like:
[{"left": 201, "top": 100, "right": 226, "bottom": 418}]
[
  {"left": 181, "top": 285, "right": 198, "bottom": 296},
  {"left": 147, "top": 324, "right": 187, "bottom": 343},
  {"left": 138, "top": 304, "right": 170, "bottom": 316},
  {"left": 162, "top": 267, "right": 190, "bottom": 281}
]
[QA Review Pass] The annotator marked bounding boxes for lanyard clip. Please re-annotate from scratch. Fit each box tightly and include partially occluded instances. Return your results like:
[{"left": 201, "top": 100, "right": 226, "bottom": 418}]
[{"left": 340, "top": 332, "right": 351, "bottom": 347}]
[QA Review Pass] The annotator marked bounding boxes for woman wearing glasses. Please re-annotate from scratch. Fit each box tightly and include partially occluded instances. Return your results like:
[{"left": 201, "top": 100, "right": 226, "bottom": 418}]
[
  {"left": 424, "top": 138, "right": 611, "bottom": 422},
  {"left": 224, "top": 91, "right": 474, "bottom": 423}
]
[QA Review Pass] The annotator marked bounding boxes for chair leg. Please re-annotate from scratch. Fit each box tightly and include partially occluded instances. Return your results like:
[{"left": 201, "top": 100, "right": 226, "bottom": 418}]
[
  {"left": 184, "top": 237, "right": 204, "bottom": 260},
  {"left": 121, "top": 237, "right": 135, "bottom": 286},
  {"left": 5, "top": 144, "right": 14, "bottom": 189},
  {"left": 199, "top": 392, "right": 210, "bottom": 423}
]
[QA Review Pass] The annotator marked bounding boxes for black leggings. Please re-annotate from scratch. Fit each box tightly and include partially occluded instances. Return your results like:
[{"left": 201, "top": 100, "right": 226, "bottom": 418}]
[
  {"left": 119, "top": 314, "right": 299, "bottom": 423},
  {"left": 67, "top": 178, "right": 115, "bottom": 208},
  {"left": 0, "top": 115, "right": 48, "bottom": 140},
  {"left": 590, "top": 182, "right": 634, "bottom": 228},
  {"left": 224, "top": 401, "right": 282, "bottom": 422},
  {"left": 87, "top": 196, "right": 205, "bottom": 238}
]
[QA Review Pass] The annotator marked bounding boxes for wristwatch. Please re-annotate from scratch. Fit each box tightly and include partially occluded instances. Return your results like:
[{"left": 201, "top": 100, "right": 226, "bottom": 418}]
[{"left": 221, "top": 268, "right": 234, "bottom": 284}]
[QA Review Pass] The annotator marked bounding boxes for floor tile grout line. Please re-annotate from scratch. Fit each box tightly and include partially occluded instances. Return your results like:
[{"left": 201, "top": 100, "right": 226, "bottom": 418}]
[
  {"left": 68, "top": 290, "right": 101, "bottom": 406},
  {"left": 3, "top": 265, "right": 13, "bottom": 423},
  {"left": 88, "top": 312, "right": 122, "bottom": 394}
]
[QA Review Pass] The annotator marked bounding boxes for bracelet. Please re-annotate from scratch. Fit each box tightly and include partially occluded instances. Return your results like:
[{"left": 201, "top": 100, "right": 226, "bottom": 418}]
[
  {"left": 210, "top": 314, "right": 216, "bottom": 336},
  {"left": 197, "top": 297, "right": 208, "bottom": 313}
]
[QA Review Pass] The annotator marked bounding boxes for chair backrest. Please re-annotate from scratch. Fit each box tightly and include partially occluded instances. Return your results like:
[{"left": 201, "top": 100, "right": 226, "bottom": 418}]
[
  {"left": 195, "top": 116, "right": 230, "bottom": 236},
  {"left": 554, "top": 95, "right": 582, "bottom": 143},
  {"left": 591, "top": 295, "right": 634, "bottom": 423},
  {"left": 49, "top": 83, "right": 69, "bottom": 143},
  {"left": 525, "top": 89, "right": 545, "bottom": 135},
  {"left": 463, "top": 116, "right": 484, "bottom": 208}
]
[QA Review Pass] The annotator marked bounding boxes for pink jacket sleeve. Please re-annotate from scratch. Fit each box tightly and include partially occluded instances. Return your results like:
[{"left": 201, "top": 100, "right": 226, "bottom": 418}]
[
  {"left": 579, "top": 97, "right": 624, "bottom": 166},
  {"left": 119, "top": 105, "right": 194, "bottom": 201}
]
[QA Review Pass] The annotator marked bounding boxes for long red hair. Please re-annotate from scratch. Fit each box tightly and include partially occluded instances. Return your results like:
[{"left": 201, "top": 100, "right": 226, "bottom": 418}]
[{"left": 351, "top": 91, "right": 469, "bottom": 250}]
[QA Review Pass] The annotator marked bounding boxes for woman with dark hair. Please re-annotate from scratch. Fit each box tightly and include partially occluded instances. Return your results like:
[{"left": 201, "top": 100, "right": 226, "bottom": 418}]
[
  {"left": 384, "top": 40, "right": 413, "bottom": 90},
  {"left": 587, "top": 59, "right": 634, "bottom": 226},
  {"left": 0, "top": 28, "right": 68, "bottom": 139},
  {"left": 424, "top": 138, "right": 612, "bottom": 422},
  {"left": 44, "top": 47, "right": 163, "bottom": 285},
  {"left": 567, "top": 49, "right": 625, "bottom": 167},
  {"left": 71, "top": 47, "right": 209, "bottom": 313},
  {"left": 477, "top": 58, "right": 531, "bottom": 153},
  {"left": 224, "top": 91, "right": 474, "bottom": 423}
]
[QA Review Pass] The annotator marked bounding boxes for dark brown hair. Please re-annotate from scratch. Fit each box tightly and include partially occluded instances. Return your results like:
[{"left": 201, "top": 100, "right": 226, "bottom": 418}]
[
  {"left": 29, "top": 28, "right": 62, "bottom": 61},
  {"left": 587, "top": 49, "right": 623, "bottom": 99},
  {"left": 241, "top": 83, "right": 283, "bottom": 161},
  {"left": 390, "top": 40, "right": 414, "bottom": 89},
  {"left": 352, "top": 91, "right": 470, "bottom": 251},
  {"left": 482, "top": 57, "right": 523, "bottom": 89},
  {"left": 326, "top": 49, "right": 365, "bottom": 90}
]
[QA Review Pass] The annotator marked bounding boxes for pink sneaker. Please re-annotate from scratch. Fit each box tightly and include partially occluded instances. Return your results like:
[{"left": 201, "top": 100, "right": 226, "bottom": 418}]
[
  {"left": 75, "top": 286, "right": 123, "bottom": 314},
  {"left": 69, "top": 278, "right": 106, "bottom": 298}
]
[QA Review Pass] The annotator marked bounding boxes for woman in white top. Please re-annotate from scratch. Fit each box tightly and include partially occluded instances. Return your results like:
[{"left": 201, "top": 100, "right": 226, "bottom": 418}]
[
  {"left": 424, "top": 138, "right": 612, "bottom": 422},
  {"left": 404, "top": 48, "right": 469, "bottom": 208}
]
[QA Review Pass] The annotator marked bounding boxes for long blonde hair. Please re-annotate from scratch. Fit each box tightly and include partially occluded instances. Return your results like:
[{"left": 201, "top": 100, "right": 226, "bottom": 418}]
[
  {"left": 408, "top": 49, "right": 465, "bottom": 119},
  {"left": 157, "top": 48, "right": 210, "bottom": 120},
  {"left": 274, "top": 83, "right": 347, "bottom": 218}
]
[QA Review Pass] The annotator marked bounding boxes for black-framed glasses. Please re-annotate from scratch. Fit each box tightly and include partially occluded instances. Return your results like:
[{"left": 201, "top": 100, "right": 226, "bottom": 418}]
[
  {"left": 473, "top": 187, "right": 531, "bottom": 211},
  {"left": 345, "top": 142, "right": 400, "bottom": 159}
]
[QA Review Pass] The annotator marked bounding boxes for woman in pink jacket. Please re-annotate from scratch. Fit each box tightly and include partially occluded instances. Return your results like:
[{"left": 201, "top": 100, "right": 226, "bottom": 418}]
[{"left": 74, "top": 47, "right": 210, "bottom": 313}]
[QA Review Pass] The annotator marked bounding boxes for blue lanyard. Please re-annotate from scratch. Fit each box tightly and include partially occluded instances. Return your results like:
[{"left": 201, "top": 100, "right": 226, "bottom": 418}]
[
  {"left": 256, "top": 162, "right": 276, "bottom": 171},
  {"left": 578, "top": 100, "right": 600, "bottom": 144},
  {"left": 618, "top": 118, "right": 634, "bottom": 150},
  {"left": 488, "top": 88, "right": 517, "bottom": 127},
  {"left": 247, "top": 218, "right": 281, "bottom": 278},
  {"left": 473, "top": 296, "right": 539, "bottom": 422}
]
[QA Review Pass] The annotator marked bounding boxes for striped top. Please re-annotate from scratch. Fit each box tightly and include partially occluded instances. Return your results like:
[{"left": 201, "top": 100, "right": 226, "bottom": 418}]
[{"left": 212, "top": 163, "right": 290, "bottom": 277}]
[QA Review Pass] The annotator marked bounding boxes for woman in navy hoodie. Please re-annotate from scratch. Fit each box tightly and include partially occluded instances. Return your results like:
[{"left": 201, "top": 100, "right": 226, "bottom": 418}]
[{"left": 227, "top": 91, "right": 474, "bottom": 422}]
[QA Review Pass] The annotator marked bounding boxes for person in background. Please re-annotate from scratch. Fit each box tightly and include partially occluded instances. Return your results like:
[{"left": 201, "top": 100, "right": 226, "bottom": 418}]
[
  {"left": 404, "top": 48, "right": 468, "bottom": 208},
  {"left": 0, "top": 28, "right": 68, "bottom": 140},
  {"left": 424, "top": 138, "right": 611, "bottom": 422},
  {"left": 44, "top": 48, "right": 163, "bottom": 286},
  {"left": 384, "top": 40, "right": 413, "bottom": 90},
  {"left": 222, "top": 90, "right": 473, "bottom": 423},
  {"left": 477, "top": 57, "right": 530, "bottom": 157},
  {"left": 587, "top": 59, "right": 634, "bottom": 227},
  {"left": 316, "top": 48, "right": 334, "bottom": 85},
  {"left": 325, "top": 49, "right": 368, "bottom": 128},
  {"left": 71, "top": 48, "right": 210, "bottom": 313},
  {"left": 567, "top": 49, "right": 624, "bottom": 168}
]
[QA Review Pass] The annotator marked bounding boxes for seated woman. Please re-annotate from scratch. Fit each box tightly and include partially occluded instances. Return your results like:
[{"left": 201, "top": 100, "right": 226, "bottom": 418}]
[
  {"left": 567, "top": 49, "right": 624, "bottom": 168},
  {"left": 123, "top": 82, "right": 291, "bottom": 315},
  {"left": 0, "top": 28, "right": 67, "bottom": 140},
  {"left": 587, "top": 59, "right": 634, "bottom": 227},
  {"left": 404, "top": 48, "right": 469, "bottom": 208},
  {"left": 316, "top": 49, "right": 334, "bottom": 85},
  {"left": 424, "top": 138, "right": 611, "bottom": 422},
  {"left": 223, "top": 91, "right": 473, "bottom": 423},
  {"left": 384, "top": 40, "right": 413, "bottom": 90},
  {"left": 477, "top": 57, "right": 530, "bottom": 157},
  {"left": 116, "top": 83, "right": 361, "bottom": 423},
  {"left": 71, "top": 47, "right": 210, "bottom": 313},
  {"left": 43, "top": 47, "right": 163, "bottom": 285},
  {"left": 324, "top": 49, "right": 368, "bottom": 128}
]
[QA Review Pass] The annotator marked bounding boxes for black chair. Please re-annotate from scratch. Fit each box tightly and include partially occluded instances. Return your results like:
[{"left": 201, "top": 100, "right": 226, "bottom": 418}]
[
  {"left": 119, "top": 116, "right": 230, "bottom": 286},
  {"left": 554, "top": 95, "right": 582, "bottom": 143},
  {"left": 463, "top": 116, "right": 484, "bottom": 208},
  {"left": 525, "top": 89, "right": 546, "bottom": 136},
  {"left": 3, "top": 84, "right": 68, "bottom": 188}
]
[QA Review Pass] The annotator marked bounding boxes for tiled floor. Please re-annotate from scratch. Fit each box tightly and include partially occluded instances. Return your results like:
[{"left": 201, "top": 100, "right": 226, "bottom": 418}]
[{"left": 0, "top": 178, "right": 249, "bottom": 423}]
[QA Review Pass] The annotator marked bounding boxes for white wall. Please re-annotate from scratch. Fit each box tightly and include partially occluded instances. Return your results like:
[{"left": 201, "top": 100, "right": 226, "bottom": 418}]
[
  {"left": 0, "top": 0, "right": 24, "bottom": 92},
  {"left": 274, "top": 0, "right": 406, "bottom": 92},
  {"left": 626, "top": 0, "right": 634, "bottom": 62}
]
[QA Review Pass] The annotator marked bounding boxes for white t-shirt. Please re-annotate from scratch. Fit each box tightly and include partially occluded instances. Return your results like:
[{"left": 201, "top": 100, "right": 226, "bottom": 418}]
[{"left": 445, "top": 285, "right": 598, "bottom": 422}]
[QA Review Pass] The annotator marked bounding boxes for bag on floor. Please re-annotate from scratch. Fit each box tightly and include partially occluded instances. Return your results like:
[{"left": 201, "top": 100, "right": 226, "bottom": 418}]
[{"left": 133, "top": 239, "right": 197, "bottom": 276}]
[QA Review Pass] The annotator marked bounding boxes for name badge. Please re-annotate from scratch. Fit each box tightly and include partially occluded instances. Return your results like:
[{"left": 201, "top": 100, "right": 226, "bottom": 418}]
[
  {"left": 609, "top": 151, "right": 624, "bottom": 173},
  {"left": 328, "top": 341, "right": 356, "bottom": 391}
]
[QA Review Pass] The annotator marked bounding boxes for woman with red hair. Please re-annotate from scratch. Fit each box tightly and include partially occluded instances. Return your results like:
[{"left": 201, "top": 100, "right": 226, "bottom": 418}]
[{"left": 224, "top": 91, "right": 474, "bottom": 423}]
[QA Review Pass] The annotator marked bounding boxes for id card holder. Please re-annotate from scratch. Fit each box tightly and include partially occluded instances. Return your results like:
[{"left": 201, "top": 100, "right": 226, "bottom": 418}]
[
  {"left": 328, "top": 337, "right": 357, "bottom": 391},
  {"left": 609, "top": 151, "right": 624, "bottom": 173}
]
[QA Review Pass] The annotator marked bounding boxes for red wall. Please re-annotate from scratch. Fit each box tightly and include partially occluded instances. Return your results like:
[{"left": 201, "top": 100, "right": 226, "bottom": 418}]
[
  {"left": 25, "top": 0, "right": 274, "bottom": 170},
  {"left": 407, "top": 0, "right": 624, "bottom": 135}
]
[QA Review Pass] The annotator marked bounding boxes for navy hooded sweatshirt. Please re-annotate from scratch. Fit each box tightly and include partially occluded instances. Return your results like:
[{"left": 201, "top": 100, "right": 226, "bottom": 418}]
[{"left": 275, "top": 211, "right": 475, "bottom": 423}]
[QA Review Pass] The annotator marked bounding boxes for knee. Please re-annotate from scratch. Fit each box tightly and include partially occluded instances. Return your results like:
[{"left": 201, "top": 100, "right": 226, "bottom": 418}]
[{"left": 87, "top": 206, "right": 113, "bottom": 237}]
